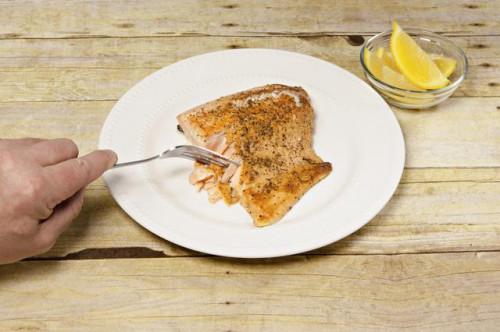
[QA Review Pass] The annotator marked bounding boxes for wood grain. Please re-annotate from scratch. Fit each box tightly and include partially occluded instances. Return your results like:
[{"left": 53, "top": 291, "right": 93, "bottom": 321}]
[
  {"left": 2, "top": 253, "right": 500, "bottom": 331},
  {"left": 0, "top": 1, "right": 498, "bottom": 331},
  {"left": 0, "top": 36, "right": 497, "bottom": 102},
  {"left": 395, "top": 97, "right": 500, "bottom": 168},
  {"left": 0, "top": 0, "right": 499, "bottom": 39},
  {"left": 35, "top": 165, "right": 498, "bottom": 258}
]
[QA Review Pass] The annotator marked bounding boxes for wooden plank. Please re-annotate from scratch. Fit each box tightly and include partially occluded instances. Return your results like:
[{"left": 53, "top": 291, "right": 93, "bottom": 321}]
[
  {"left": 401, "top": 167, "right": 500, "bottom": 184},
  {"left": 1, "top": 97, "right": 499, "bottom": 168},
  {"left": 0, "top": 0, "right": 499, "bottom": 39},
  {"left": 0, "top": 35, "right": 495, "bottom": 71},
  {"left": 395, "top": 97, "right": 500, "bottom": 168},
  {"left": 2, "top": 253, "right": 500, "bottom": 331},
  {"left": 0, "top": 36, "right": 497, "bottom": 101},
  {"left": 0, "top": 101, "right": 113, "bottom": 154}
]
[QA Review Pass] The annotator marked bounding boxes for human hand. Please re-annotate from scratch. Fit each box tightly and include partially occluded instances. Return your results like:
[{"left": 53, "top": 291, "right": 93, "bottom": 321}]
[{"left": 0, "top": 138, "right": 117, "bottom": 264}]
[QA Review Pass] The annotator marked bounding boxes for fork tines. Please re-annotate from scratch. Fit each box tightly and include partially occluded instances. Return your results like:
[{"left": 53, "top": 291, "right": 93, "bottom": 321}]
[{"left": 175, "top": 145, "right": 239, "bottom": 168}]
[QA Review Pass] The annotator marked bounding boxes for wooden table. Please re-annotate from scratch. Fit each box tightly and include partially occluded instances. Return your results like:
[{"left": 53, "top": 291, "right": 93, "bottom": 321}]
[{"left": 1, "top": 1, "right": 499, "bottom": 330}]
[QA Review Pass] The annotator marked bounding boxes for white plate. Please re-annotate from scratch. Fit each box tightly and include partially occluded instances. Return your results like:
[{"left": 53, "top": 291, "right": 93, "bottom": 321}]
[{"left": 99, "top": 49, "right": 405, "bottom": 258}]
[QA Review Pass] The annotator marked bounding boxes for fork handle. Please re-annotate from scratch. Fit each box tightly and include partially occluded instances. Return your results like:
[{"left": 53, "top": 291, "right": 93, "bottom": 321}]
[{"left": 112, "top": 155, "right": 159, "bottom": 169}]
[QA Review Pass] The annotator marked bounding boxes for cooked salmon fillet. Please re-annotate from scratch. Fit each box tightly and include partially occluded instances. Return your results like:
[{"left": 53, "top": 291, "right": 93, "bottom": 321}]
[{"left": 177, "top": 84, "right": 332, "bottom": 226}]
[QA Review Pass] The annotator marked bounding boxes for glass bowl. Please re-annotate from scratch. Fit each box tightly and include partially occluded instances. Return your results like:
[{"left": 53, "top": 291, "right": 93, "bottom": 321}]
[{"left": 360, "top": 28, "right": 468, "bottom": 109}]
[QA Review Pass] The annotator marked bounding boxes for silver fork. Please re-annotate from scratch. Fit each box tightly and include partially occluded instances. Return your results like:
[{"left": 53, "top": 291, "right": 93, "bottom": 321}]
[{"left": 112, "top": 145, "right": 240, "bottom": 169}]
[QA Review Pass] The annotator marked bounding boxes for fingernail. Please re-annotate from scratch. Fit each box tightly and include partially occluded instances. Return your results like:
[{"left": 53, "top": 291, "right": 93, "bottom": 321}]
[{"left": 103, "top": 149, "right": 118, "bottom": 168}]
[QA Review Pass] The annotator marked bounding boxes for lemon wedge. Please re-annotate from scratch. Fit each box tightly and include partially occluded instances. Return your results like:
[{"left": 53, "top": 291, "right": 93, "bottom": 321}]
[
  {"left": 433, "top": 56, "right": 457, "bottom": 78},
  {"left": 364, "top": 48, "right": 383, "bottom": 78},
  {"left": 380, "top": 65, "right": 424, "bottom": 91},
  {"left": 375, "top": 47, "right": 384, "bottom": 58},
  {"left": 376, "top": 47, "right": 400, "bottom": 72},
  {"left": 364, "top": 48, "right": 423, "bottom": 90},
  {"left": 390, "top": 21, "right": 449, "bottom": 89}
]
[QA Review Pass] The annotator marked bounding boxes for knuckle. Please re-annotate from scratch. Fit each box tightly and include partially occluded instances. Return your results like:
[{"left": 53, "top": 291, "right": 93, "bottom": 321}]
[
  {"left": 40, "top": 205, "right": 54, "bottom": 219},
  {"left": 22, "top": 175, "right": 44, "bottom": 200},
  {"left": 60, "top": 138, "right": 79, "bottom": 157}
]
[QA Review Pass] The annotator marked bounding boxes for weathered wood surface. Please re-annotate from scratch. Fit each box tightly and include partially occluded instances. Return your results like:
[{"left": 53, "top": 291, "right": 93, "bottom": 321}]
[
  {"left": 1, "top": 1, "right": 500, "bottom": 330},
  {"left": 0, "top": 36, "right": 497, "bottom": 102},
  {"left": 33, "top": 165, "right": 498, "bottom": 258},
  {"left": 0, "top": 0, "right": 499, "bottom": 39},
  {"left": 1, "top": 97, "right": 499, "bottom": 168},
  {"left": 2, "top": 253, "right": 500, "bottom": 331}
]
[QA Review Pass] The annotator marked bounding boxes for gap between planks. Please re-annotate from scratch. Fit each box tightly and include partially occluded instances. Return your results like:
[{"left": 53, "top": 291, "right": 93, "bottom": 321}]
[
  {"left": 23, "top": 247, "right": 500, "bottom": 262},
  {"left": 1, "top": 32, "right": 500, "bottom": 41},
  {"left": 1, "top": 95, "right": 498, "bottom": 105}
]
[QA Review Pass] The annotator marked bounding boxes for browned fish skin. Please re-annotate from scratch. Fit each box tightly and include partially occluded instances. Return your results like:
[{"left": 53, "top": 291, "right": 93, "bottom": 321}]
[{"left": 177, "top": 84, "right": 332, "bottom": 226}]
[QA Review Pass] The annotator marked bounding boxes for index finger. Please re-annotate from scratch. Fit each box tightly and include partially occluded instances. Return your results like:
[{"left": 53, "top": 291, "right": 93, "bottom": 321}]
[{"left": 44, "top": 149, "right": 117, "bottom": 206}]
